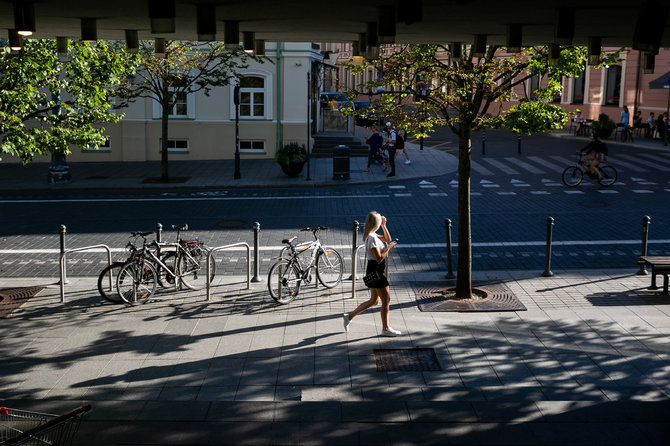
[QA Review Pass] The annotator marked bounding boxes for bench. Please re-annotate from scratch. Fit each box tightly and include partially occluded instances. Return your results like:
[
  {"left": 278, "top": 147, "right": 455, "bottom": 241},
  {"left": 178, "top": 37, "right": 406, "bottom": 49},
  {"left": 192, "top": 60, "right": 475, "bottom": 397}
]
[{"left": 638, "top": 256, "right": 670, "bottom": 295}]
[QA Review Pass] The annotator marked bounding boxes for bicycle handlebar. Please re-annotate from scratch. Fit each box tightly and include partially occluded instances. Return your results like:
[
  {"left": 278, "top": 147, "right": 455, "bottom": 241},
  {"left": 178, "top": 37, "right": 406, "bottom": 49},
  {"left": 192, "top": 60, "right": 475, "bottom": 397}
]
[
  {"left": 130, "top": 231, "right": 153, "bottom": 238},
  {"left": 300, "top": 227, "right": 328, "bottom": 232}
]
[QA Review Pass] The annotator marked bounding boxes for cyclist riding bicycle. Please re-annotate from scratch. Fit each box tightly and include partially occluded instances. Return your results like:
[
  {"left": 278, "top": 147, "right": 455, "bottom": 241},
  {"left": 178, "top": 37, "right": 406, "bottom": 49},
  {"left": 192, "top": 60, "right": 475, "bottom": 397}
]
[{"left": 579, "top": 133, "right": 608, "bottom": 181}]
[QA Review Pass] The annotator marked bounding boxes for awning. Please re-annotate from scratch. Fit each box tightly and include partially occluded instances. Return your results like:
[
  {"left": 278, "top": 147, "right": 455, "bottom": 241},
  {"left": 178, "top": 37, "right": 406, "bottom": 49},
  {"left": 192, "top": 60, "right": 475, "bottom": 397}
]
[{"left": 649, "top": 71, "right": 670, "bottom": 89}]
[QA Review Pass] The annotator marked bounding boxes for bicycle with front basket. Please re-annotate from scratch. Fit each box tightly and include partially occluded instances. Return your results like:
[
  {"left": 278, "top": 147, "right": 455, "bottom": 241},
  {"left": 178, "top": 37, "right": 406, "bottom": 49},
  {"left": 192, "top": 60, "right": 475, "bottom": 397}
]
[
  {"left": 267, "top": 227, "right": 344, "bottom": 304},
  {"left": 561, "top": 152, "right": 617, "bottom": 187}
]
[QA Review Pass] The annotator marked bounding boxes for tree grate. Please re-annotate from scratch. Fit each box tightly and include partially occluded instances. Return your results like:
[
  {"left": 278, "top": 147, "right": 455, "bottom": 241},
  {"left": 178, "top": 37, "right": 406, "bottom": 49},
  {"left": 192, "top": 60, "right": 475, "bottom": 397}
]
[
  {"left": 412, "top": 281, "right": 526, "bottom": 312},
  {"left": 0, "top": 286, "right": 45, "bottom": 318},
  {"left": 373, "top": 348, "right": 442, "bottom": 372}
]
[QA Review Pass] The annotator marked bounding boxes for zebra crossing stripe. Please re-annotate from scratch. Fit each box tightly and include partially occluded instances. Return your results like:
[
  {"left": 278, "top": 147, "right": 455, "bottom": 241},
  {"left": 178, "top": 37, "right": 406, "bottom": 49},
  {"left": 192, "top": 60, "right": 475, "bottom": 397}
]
[
  {"left": 470, "top": 161, "right": 495, "bottom": 176},
  {"left": 528, "top": 156, "right": 563, "bottom": 172},
  {"left": 480, "top": 158, "right": 520, "bottom": 175},
  {"left": 637, "top": 152, "right": 670, "bottom": 168},
  {"left": 616, "top": 154, "right": 664, "bottom": 171},
  {"left": 504, "top": 157, "right": 545, "bottom": 174},
  {"left": 549, "top": 155, "right": 578, "bottom": 167}
]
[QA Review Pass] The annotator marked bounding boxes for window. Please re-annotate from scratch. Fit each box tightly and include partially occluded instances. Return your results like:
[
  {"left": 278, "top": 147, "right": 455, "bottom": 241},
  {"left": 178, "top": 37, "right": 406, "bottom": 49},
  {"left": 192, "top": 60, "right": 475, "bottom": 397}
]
[
  {"left": 170, "top": 91, "right": 188, "bottom": 117},
  {"left": 160, "top": 139, "right": 189, "bottom": 154},
  {"left": 230, "top": 71, "right": 272, "bottom": 120},
  {"left": 153, "top": 89, "right": 195, "bottom": 119},
  {"left": 240, "top": 140, "right": 265, "bottom": 153},
  {"left": 572, "top": 69, "right": 585, "bottom": 104},
  {"left": 239, "top": 76, "right": 265, "bottom": 118},
  {"left": 605, "top": 65, "right": 622, "bottom": 106},
  {"left": 528, "top": 74, "right": 540, "bottom": 99}
]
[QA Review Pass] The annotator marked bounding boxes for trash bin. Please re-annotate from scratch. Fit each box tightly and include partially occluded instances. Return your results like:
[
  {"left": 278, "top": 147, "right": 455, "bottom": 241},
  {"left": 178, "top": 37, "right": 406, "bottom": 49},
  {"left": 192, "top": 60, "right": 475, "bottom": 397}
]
[{"left": 333, "top": 145, "right": 350, "bottom": 180}]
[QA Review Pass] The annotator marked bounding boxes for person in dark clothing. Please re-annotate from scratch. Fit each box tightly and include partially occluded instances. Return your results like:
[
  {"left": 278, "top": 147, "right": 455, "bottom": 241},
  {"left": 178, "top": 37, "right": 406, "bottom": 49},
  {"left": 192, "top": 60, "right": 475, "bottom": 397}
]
[
  {"left": 363, "top": 127, "right": 386, "bottom": 172},
  {"left": 383, "top": 122, "right": 397, "bottom": 177},
  {"left": 579, "top": 133, "right": 608, "bottom": 181},
  {"left": 656, "top": 113, "right": 666, "bottom": 141}
]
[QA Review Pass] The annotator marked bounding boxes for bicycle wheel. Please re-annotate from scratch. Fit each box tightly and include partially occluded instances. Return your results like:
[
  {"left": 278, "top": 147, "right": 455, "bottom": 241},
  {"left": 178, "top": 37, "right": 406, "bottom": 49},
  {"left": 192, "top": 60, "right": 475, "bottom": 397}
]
[
  {"left": 561, "top": 166, "right": 583, "bottom": 187},
  {"left": 116, "top": 261, "right": 157, "bottom": 305},
  {"left": 177, "top": 249, "right": 213, "bottom": 291},
  {"left": 157, "top": 252, "right": 178, "bottom": 289},
  {"left": 267, "top": 259, "right": 301, "bottom": 304},
  {"left": 97, "top": 262, "right": 126, "bottom": 303},
  {"left": 598, "top": 165, "right": 617, "bottom": 187},
  {"left": 316, "top": 247, "right": 344, "bottom": 288}
]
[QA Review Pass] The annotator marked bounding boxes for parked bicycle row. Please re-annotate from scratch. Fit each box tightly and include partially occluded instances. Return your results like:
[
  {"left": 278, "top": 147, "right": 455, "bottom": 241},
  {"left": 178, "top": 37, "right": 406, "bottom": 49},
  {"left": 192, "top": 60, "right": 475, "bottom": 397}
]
[{"left": 96, "top": 224, "right": 344, "bottom": 306}]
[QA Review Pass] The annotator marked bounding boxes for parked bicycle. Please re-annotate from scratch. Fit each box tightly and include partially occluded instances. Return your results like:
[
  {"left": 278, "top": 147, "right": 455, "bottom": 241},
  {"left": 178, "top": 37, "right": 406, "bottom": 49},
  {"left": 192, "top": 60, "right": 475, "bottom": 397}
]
[
  {"left": 562, "top": 152, "right": 617, "bottom": 187},
  {"left": 267, "top": 227, "right": 344, "bottom": 304},
  {"left": 97, "top": 225, "right": 215, "bottom": 305}
]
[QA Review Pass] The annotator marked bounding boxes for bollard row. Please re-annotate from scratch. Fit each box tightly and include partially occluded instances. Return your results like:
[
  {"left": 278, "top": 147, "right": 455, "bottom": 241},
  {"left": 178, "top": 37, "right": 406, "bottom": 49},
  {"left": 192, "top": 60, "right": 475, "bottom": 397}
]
[{"left": 57, "top": 214, "right": 658, "bottom": 302}]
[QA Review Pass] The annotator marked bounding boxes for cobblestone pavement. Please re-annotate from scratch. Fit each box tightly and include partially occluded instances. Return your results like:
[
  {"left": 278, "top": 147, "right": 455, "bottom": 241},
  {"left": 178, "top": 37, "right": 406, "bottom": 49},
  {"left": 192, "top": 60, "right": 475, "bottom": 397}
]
[{"left": 1, "top": 269, "right": 669, "bottom": 445}]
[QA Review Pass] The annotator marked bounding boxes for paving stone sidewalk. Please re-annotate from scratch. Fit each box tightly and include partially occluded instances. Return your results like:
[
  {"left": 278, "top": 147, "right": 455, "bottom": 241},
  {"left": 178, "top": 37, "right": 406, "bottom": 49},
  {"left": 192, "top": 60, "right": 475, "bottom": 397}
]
[{"left": 1, "top": 268, "right": 669, "bottom": 445}]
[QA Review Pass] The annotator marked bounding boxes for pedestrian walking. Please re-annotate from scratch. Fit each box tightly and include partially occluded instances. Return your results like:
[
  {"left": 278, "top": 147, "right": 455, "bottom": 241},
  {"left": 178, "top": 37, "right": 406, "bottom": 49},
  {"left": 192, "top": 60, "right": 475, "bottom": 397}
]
[
  {"left": 342, "top": 211, "right": 401, "bottom": 337},
  {"left": 383, "top": 122, "right": 397, "bottom": 177},
  {"left": 396, "top": 129, "right": 411, "bottom": 164},
  {"left": 363, "top": 127, "right": 386, "bottom": 173}
]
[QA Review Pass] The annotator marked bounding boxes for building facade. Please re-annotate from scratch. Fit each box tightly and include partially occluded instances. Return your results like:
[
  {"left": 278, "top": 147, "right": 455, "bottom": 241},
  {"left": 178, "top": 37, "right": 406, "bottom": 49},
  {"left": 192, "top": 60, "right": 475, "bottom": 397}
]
[{"left": 6, "top": 42, "right": 323, "bottom": 164}]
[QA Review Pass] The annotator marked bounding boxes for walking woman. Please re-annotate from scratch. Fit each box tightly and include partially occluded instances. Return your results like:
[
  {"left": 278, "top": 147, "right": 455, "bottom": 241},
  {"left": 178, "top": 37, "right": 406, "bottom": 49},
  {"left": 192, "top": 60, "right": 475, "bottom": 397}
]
[{"left": 342, "top": 211, "right": 401, "bottom": 336}]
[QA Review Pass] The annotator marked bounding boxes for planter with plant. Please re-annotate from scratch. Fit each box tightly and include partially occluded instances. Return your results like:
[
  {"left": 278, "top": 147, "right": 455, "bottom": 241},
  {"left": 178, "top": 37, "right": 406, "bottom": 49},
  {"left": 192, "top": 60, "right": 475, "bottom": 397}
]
[
  {"left": 275, "top": 142, "right": 308, "bottom": 176},
  {"left": 590, "top": 113, "right": 617, "bottom": 139}
]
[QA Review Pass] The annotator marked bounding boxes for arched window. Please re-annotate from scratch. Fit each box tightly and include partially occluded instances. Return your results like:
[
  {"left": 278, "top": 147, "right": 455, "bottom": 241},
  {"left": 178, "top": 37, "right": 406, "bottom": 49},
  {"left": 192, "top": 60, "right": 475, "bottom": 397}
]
[{"left": 239, "top": 75, "right": 265, "bottom": 118}]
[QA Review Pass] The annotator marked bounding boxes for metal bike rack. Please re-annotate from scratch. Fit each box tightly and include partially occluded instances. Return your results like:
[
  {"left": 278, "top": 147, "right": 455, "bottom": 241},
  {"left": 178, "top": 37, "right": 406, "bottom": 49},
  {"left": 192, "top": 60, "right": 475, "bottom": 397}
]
[
  {"left": 206, "top": 242, "right": 251, "bottom": 301},
  {"left": 59, "top": 245, "right": 112, "bottom": 303}
]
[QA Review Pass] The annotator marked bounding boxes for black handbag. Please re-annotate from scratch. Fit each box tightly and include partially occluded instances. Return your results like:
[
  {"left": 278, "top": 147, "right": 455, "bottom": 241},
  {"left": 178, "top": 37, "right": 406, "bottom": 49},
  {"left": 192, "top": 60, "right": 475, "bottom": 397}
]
[{"left": 363, "top": 270, "right": 381, "bottom": 287}]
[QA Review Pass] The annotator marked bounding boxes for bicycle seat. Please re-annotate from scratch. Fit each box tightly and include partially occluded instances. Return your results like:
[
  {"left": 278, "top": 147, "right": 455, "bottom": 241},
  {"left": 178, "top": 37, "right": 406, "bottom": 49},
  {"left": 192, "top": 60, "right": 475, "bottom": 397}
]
[
  {"left": 282, "top": 236, "right": 297, "bottom": 244},
  {"left": 172, "top": 224, "right": 188, "bottom": 231}
]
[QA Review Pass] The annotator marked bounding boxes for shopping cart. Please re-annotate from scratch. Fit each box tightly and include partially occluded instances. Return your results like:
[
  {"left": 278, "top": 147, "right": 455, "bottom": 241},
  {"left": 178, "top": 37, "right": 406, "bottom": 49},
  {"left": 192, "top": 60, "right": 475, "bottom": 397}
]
[{"left": 0, "top": 404, "right": 91, "bottom": 446}]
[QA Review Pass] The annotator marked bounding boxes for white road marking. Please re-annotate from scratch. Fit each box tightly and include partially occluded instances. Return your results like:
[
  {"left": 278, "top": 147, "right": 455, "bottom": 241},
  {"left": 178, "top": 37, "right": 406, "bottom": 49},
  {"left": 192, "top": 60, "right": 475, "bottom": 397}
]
[{"left": 0, "top": 194, "right": 391, "bottom": 204}]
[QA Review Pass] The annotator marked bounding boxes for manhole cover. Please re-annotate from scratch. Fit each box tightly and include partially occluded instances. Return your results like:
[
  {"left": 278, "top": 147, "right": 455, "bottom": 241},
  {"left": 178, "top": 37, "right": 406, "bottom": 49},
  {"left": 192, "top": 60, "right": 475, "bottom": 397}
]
[
  {"left": 85, "top": 175, "right": 109, "bottom": 180},
  {"left": 412, "top": 282, "right": 526, "bottom": 312},
  {"left": 0, "top": 286, "right": 45, "bottom": 318},
  {"left": 374, "top": 348, "right": 442, "bottom": 372},
  {"left": 212, "top": 219, "right": 249, "bottom": 229},
  {"left": 578, "top": 201, "right": 610, "bottom": 208}
]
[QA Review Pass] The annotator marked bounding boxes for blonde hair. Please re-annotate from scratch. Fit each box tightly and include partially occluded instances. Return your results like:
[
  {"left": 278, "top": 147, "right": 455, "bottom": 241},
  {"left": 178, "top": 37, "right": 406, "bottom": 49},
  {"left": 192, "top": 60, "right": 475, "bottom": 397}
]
[{"left": 363, "top": 211, "right": 381, "bottom": 240}]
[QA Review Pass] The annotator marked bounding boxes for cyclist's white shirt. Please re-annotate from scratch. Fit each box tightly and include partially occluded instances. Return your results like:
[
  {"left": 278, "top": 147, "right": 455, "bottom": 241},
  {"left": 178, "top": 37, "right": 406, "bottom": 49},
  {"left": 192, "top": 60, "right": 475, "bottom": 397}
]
[{"left": 366, "top": 233, "right": 385, "bottom": 260}]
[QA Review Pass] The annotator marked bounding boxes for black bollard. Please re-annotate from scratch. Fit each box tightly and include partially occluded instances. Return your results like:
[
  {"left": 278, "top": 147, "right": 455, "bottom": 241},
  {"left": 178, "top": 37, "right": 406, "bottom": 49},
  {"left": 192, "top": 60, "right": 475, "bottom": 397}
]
[
  {"left": 482, "top": 128, "right": 486, "bottom": 156},
  {"left": 348, "top": 221, "right": 359, "bottom": 280},
  {"left": 445, "top": 219, "right": 455, "bottom": 279},
  {"left": 517, "top": 133, "right": 521, "bottom": 154},
  {"left": 638, "top": 216, "right": 651, "bottom": 275},
  {"left": 155, "top": 222, "right": 162, "bottom": 243},
  {"left": 252, "top": 222, "right": 261, "bottom": 282},
  {"left": 542, "top": 217, "right": 555, "bottom": 277},
  {"left": 59, "top": 224, "right": 69, "bottom": 284}
]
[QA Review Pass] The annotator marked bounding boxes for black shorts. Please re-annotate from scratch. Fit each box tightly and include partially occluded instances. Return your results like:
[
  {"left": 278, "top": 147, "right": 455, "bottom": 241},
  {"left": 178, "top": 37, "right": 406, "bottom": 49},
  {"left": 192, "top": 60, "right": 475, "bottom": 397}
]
[{"left": 366, "top": 259, "right": 389, "bottom": 288}]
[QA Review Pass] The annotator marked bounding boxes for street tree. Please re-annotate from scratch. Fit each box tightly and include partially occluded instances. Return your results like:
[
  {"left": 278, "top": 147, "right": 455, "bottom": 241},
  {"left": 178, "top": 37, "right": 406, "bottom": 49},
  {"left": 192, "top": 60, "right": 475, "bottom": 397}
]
[
  {"left": 0, "top": 39, "right": 139, "bottom": 163},
  {"left": 116, "top": 40, "right": 265, "bottom": 181},
  {"left": 346, "top": 44, "right": 619, "bottom": 299}
]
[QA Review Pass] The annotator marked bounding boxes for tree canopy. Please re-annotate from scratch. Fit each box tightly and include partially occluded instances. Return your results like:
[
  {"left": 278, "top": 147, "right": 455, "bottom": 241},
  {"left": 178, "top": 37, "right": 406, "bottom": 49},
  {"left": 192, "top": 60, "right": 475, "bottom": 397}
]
[
  {"left": 0, "top": 39, "right": 140, "bottom": 163},
  {"left": 344, "top": 43, "right": 621, "bottom": 298}
]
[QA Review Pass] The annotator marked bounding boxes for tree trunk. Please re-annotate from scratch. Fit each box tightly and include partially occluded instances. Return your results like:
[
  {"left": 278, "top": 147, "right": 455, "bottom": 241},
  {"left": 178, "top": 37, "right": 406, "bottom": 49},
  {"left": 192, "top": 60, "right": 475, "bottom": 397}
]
[
  {"left": 160, "top": 97, "right": 170, "bottom": 182},
  {"left": 455, "top": 123, "right": 473, "bottom": 299}
]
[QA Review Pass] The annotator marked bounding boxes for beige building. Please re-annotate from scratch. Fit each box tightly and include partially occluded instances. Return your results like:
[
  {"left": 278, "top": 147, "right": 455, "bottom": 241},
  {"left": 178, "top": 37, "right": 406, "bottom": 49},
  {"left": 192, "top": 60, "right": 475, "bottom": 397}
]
[{"left": 8, "top": 42, "right": 323, "bottom": 164}]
